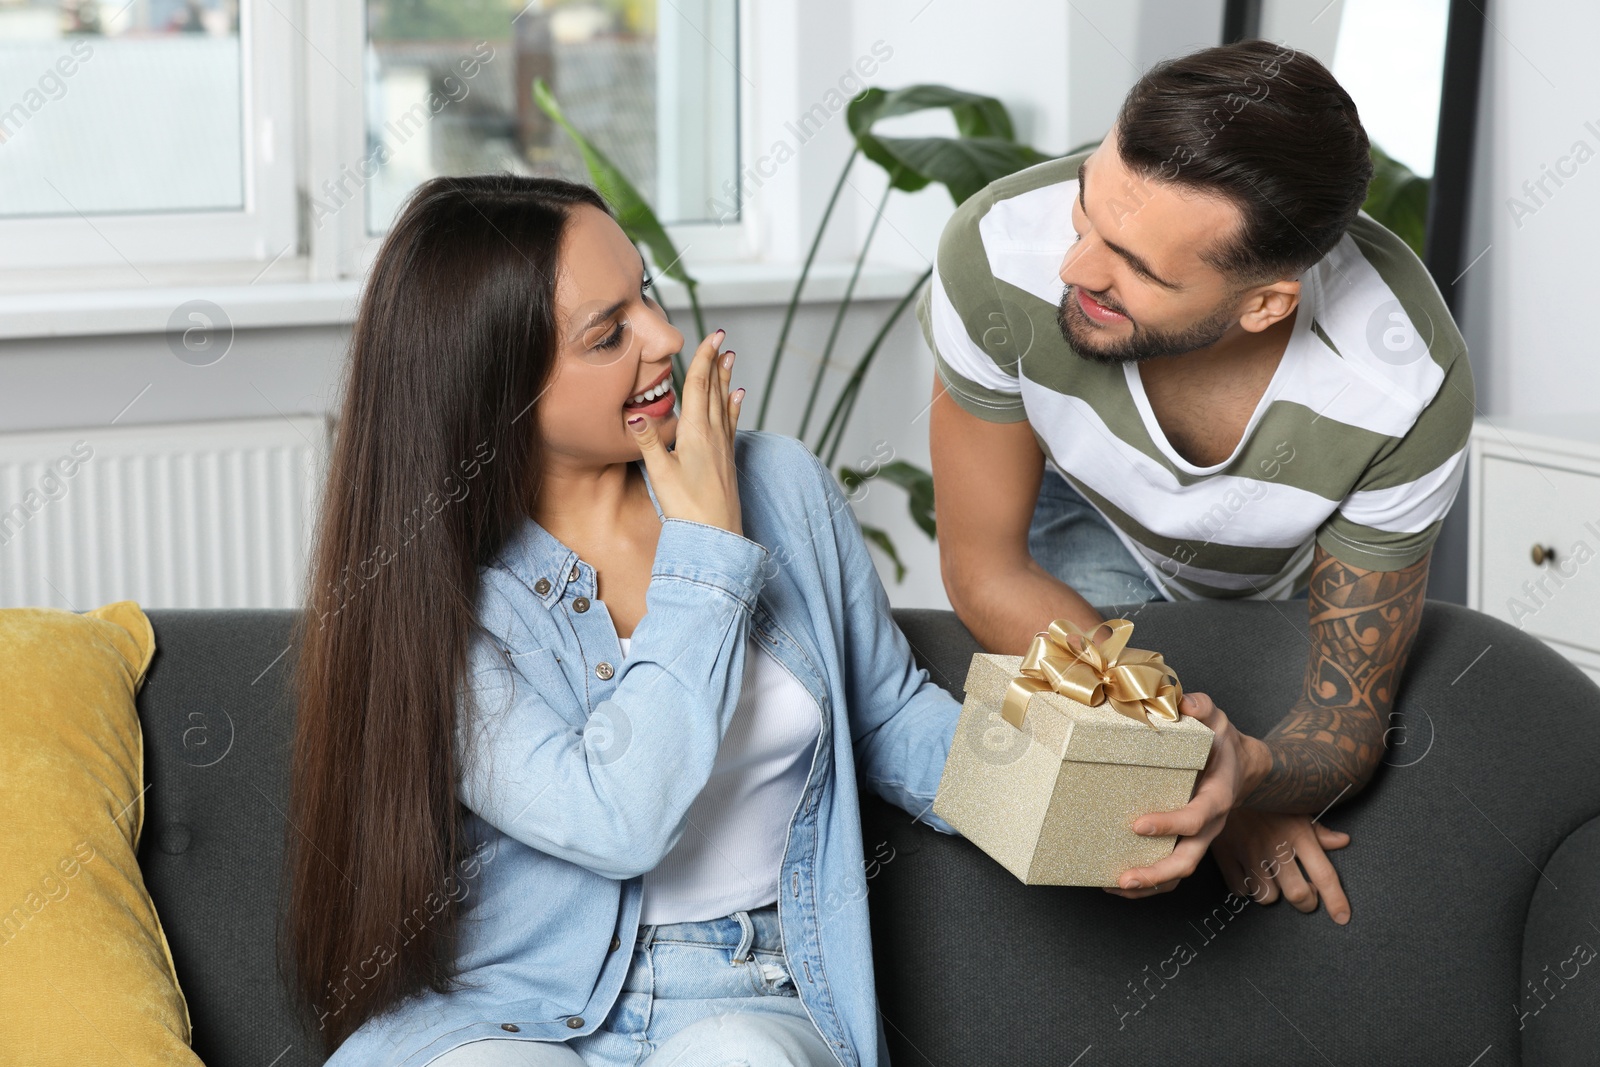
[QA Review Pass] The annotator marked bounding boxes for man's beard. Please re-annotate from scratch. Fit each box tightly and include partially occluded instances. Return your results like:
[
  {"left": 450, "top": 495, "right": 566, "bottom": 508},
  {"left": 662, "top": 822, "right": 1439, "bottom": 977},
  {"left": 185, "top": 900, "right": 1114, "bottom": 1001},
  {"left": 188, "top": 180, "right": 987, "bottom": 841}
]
[{"left": 1056, "top": 284, "right": 1240, "bottom": 364}]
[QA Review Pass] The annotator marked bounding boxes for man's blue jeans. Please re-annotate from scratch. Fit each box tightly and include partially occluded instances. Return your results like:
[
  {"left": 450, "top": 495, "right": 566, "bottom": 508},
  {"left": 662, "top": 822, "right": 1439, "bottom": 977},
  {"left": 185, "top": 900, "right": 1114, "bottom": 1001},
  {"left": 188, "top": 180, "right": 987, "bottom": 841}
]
[
  {"left": 1027, "top": 469, "right": 1166, "bottom": 609},
  {"left": 1027, "top": 470, "right": 1310, "bottom": 608}
]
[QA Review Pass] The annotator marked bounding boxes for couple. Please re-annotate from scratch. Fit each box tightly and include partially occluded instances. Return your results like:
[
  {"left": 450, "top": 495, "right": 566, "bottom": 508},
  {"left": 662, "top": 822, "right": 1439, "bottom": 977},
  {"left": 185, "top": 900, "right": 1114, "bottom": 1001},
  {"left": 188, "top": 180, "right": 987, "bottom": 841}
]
[{"left": 286, "top": 40, "right": 1470, "bottom": 1067}]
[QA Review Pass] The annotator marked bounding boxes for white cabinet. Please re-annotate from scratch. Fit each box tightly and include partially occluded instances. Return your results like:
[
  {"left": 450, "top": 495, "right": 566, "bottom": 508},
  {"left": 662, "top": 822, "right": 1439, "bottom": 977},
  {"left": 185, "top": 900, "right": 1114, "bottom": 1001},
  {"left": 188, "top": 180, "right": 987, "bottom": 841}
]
[{"left": 1468, "top": 415, "right": 1600, "bottom": 684}]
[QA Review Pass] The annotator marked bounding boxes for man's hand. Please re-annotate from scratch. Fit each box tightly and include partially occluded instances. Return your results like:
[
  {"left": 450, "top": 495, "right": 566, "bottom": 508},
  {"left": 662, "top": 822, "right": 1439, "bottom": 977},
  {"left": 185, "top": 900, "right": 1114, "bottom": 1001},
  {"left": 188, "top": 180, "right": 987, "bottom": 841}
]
[
  {"left": 1210, "top": 808, "right": 1352, "bottom": 923},
  {"left": 1103, "top": 692, "right": 1271, "bottom": 898},
  {"left": 1106, "top": 548, "right": 1432, "bottom": 900}
]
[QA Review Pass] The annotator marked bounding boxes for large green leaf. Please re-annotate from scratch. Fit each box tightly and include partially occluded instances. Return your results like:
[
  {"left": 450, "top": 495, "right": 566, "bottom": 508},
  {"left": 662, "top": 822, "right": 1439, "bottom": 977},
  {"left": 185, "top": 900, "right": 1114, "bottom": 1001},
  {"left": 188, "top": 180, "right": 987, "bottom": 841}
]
[
  {"left": 846, "top": 85, "right": 1051, "bottom": 205},
  {"left": 847, "top": 85, "right": 1015, "bottom": 142},
  {"left": 866, "top": 135, "right": 1052, "bottom": 205},
  {"left": 838, "top": 460, "right": 936, "bottom": 539},
  {"left": 858, "top": 523, "right": 907, "bottom": 584},
  {"left": 532, "top": 78, "right": 694, "bottom": 289}
]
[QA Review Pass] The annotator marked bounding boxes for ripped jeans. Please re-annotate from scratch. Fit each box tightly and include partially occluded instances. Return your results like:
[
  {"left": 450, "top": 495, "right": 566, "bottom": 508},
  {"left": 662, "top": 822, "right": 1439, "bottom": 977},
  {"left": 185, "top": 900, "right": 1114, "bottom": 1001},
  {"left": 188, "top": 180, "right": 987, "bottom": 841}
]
[{"left": 424, "top": 903, "right": 837, "bottom": 1067}]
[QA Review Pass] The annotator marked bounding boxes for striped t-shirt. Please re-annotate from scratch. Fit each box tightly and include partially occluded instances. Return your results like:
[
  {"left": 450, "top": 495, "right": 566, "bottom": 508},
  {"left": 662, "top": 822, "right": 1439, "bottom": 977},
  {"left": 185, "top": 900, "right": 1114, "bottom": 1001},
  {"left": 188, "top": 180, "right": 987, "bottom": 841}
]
[{"left": 918, "top": 150, "right": 1475, "bottom": 600}]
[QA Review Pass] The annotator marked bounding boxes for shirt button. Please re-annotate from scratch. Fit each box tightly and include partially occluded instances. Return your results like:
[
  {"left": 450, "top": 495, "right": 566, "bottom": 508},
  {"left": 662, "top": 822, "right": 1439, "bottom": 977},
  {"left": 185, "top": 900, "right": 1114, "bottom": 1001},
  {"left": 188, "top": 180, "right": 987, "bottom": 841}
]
[
  {"left": 610, "top": 935, "right": 622, "bottom": 952},
  {"left": 595, "top": 661, "right": 614, "bottom": 681},
  {"left": 573, "top": 596, "right": 590, "bottom": 613},
  {"left": 569, "top": 564, "right": 580, "bottom": 582},
  {"left": 534, "top": 578, "right": 551, "bottom": 596},
  {"left": 566, "top": 1017, "right": 585, "bottom": 1029},
  {"left": 500, "top": 1023, "right": 520, "bottom": 1032}
]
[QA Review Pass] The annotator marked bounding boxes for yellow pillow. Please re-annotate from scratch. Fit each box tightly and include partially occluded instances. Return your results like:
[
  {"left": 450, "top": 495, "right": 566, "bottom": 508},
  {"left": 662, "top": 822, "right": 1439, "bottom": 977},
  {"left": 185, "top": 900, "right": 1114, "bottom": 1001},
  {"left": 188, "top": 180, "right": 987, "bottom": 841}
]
[{"left": 0, "top": 601, "right": 201, "bottom": 1067}]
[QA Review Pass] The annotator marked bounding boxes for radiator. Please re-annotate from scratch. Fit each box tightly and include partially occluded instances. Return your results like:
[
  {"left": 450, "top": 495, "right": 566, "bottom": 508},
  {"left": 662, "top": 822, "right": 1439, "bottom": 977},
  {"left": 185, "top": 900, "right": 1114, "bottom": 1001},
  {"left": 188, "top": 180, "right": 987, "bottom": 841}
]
[{"left": 0, "top": 415, "right": 328, "bottom": 610}]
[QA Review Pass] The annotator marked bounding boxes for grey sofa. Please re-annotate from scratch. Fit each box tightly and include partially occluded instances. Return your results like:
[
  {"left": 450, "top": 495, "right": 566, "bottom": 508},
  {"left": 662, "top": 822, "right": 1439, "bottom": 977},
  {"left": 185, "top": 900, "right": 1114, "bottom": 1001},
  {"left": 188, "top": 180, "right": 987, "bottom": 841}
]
[{"left": 134, "top": 601, "right": 1600, "bottom": 1066}]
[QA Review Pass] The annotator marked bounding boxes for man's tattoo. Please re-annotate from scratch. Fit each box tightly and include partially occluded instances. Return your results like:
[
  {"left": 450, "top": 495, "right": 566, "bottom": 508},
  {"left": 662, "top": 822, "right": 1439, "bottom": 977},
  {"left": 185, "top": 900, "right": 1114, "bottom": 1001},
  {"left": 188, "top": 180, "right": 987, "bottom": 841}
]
[{"left": 1244, "top": 550, "right": 1430, "bottom": 813}]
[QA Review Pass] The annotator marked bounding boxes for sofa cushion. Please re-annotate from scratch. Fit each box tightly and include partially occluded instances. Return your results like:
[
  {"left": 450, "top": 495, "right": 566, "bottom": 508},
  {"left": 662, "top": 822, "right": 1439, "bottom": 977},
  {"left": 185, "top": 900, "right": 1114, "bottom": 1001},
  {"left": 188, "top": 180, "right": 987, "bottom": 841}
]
[
  {"left": 1520, "top": 812, "right": 1600, "bottom": 1064},
  {"left": 138, "top": 609, "right": 318, "bottom": 1067},
  {"left": 0, "top": 602, "right": 201, "bottom": 1067}
]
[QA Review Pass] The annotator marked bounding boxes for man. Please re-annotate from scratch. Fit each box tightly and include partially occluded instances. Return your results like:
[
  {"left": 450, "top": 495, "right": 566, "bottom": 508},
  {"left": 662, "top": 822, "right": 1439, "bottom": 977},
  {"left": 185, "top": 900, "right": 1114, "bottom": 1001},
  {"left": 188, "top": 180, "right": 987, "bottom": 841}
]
[{"left": 922, "top": 40, "right": 1473, "bottom": 923}]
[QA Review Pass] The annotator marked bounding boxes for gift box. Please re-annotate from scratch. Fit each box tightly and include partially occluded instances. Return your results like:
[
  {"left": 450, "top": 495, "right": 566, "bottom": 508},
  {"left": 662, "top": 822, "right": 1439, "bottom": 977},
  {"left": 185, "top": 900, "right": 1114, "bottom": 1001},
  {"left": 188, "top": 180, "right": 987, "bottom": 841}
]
[{"left": 932, "top": 619, "right": 1214, "bottom": 887}]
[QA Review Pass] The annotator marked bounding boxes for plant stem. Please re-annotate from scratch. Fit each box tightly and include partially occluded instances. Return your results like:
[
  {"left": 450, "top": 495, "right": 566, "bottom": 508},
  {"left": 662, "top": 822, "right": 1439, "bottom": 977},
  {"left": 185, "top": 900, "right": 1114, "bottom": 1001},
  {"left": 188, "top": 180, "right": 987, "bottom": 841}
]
[
  {"left": 756, "top": 148, "right": 858, "bottom": 431},
  {"left": 797, "top": 181, "right": 890, "bottom": 442},
  {"left": 818, "top": 266, "right": 932, "bottom": 465}
]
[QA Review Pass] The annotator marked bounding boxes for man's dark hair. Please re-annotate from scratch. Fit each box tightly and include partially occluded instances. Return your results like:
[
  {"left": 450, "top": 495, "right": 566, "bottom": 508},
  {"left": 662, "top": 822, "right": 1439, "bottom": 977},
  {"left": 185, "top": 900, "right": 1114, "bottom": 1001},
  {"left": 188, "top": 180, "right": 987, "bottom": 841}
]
[{"left": 1113, "top": 39, "right": 1374, "bottom": 284}]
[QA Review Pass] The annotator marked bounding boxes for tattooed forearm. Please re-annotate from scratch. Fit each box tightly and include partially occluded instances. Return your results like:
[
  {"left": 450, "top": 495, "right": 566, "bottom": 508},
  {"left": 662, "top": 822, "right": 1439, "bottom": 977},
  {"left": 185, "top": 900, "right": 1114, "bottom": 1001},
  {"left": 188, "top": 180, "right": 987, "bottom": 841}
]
[{"left": 1243, "top": 548, "right": 1430, "bottom": 813}]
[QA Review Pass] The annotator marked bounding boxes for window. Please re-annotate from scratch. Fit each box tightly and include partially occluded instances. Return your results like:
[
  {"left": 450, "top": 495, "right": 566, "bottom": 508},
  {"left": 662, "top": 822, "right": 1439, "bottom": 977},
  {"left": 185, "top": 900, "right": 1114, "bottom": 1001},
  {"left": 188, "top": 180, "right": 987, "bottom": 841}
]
[
  {"left": 0, "top": 0, "right": 743, "bottom": 285},
  {"left": 0, "top": 0, "right": 295, "bottom": 272},
  {"left": 360, "top": 0, "right": 741, "bottom": 235},
  {"left": 1328, "top": 0, "right": 1448, "bottom": 178}
]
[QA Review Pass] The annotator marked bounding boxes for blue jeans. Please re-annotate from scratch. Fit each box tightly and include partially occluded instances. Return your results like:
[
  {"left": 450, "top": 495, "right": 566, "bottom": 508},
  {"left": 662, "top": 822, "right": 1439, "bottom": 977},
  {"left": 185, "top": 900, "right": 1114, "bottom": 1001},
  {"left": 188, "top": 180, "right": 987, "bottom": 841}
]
[
  {"left": 424, "top": 905, "right": 835, "bottom": 1067},
  {"left": 1027, "top": 469, "right": 1165, "bottom": 609},
  {"left": 1027, "top": 470, "right": 1310, "bottom": 605}
]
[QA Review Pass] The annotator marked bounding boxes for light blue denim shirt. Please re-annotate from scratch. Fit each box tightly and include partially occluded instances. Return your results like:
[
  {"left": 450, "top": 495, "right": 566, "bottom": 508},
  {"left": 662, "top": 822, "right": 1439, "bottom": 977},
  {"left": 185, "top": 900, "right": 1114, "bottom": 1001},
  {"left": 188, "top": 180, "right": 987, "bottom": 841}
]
[{"left": 324, "top": 431, "right": 962, "bottom": 1067}]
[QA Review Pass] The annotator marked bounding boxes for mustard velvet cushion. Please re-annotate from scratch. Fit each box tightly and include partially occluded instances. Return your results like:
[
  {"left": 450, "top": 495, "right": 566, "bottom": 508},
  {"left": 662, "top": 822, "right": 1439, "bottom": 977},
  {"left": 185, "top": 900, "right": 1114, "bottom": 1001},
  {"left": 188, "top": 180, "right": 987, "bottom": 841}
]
[{"left": 0, "top": 601, "right": 202, "bottom": 1067}]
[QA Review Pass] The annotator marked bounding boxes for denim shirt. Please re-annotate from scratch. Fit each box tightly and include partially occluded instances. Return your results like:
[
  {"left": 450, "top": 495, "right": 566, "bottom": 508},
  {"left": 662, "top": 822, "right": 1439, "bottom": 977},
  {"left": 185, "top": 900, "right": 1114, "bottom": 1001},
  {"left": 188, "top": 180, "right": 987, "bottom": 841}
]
[{"left": 324, "top": 431, "right": 962, "bottom": 1067}]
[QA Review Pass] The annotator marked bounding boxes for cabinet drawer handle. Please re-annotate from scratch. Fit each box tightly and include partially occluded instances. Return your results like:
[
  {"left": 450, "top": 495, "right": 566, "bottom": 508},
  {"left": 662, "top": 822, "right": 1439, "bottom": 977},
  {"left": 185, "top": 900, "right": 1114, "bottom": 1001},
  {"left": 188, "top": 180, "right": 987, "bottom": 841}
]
[{"left": 1531, "top": 544, "right": 1558, "bottom": 566}]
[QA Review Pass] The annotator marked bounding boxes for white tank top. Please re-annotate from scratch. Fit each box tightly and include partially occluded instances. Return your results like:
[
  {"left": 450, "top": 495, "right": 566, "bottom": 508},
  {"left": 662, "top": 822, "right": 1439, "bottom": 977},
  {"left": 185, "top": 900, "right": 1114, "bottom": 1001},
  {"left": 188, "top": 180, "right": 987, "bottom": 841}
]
[{"left": 617, "top": 632, "right": 821, "bottom": 924}]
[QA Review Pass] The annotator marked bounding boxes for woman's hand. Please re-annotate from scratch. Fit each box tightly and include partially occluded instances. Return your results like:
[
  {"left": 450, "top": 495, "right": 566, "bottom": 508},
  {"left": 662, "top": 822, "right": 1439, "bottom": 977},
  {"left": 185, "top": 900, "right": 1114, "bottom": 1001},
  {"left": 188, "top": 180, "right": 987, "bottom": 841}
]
[
  {"left": 626, "top": 329, "right": 745, "bottom": 536},
  {"left": 1210, "top": 808, "right": 1352, "bottom": 923}
]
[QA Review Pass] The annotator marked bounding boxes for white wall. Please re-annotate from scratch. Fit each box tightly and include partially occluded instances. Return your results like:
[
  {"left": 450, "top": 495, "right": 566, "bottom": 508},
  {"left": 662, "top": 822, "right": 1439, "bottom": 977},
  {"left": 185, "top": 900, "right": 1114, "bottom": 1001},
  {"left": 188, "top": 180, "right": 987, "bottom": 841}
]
[
  {"left": 1453, "top": 0, "right": 1600, "bottom": 418},
  {"left": 0, "top": 325, "right": 349, "bottom": 433}
]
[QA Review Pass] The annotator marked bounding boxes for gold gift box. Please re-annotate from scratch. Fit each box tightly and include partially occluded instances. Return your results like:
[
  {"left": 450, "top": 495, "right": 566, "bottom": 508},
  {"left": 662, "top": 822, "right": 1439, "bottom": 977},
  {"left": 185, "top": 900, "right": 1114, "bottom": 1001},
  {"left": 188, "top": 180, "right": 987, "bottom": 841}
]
[{"left": 933, "top": 650, "right": 1214, "bottom": 887}]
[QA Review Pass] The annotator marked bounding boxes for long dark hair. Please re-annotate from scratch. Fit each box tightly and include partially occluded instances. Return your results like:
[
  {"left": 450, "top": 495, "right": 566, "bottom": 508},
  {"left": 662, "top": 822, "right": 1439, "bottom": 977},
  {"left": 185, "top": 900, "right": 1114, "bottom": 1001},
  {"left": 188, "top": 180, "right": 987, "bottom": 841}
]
[
  {"left": 1115, "top": 39, "right": 1373, "bottom": 283},
  {"left": 281, "top": 174, "right": 609, "bottom": 1053}
]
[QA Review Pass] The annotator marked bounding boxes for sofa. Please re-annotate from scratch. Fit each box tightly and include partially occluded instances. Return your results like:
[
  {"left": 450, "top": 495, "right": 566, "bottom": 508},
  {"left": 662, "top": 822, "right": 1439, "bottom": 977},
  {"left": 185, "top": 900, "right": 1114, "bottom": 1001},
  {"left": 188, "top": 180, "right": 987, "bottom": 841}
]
[{"left": 134, "top": 601, "right": 1600, "bottom": 1066}]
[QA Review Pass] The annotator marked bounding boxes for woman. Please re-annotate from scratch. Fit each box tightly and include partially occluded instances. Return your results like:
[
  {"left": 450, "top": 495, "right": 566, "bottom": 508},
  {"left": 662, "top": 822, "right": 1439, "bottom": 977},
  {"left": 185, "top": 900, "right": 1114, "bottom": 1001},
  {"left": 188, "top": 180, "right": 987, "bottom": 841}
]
[{"left": 283, "top": 174, "right": 962, "bottom": 1067}]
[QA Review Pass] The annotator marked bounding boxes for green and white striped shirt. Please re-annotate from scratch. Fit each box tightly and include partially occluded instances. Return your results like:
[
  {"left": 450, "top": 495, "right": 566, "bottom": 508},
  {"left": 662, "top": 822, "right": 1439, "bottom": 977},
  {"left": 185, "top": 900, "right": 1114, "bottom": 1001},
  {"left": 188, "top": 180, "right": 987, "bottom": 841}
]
[{"left": 918, "top": 150, "right": 1475, "bottom": 600}]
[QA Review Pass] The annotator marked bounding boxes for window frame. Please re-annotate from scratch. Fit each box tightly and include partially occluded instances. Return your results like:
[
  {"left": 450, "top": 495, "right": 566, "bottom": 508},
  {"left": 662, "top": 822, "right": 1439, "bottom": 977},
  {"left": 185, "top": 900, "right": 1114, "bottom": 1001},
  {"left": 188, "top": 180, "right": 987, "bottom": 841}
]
[{"left": 0, "top": 0, "right": 297, "bottom": 275}]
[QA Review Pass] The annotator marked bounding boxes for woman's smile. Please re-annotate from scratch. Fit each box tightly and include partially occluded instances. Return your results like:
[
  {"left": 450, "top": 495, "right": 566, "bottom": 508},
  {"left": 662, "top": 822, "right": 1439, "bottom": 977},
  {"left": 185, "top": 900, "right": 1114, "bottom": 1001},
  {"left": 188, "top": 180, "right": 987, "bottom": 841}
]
[{"left": 624, "top": 368, "right": 676, "bottom": 417}]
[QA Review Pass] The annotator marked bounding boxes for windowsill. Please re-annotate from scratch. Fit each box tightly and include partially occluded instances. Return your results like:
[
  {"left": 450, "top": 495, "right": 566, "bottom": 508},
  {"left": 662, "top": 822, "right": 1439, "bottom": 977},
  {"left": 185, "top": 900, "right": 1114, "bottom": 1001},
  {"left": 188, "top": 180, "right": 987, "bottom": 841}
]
[{"left": 0, "top": 261, "right": 929, "bottom": 342}]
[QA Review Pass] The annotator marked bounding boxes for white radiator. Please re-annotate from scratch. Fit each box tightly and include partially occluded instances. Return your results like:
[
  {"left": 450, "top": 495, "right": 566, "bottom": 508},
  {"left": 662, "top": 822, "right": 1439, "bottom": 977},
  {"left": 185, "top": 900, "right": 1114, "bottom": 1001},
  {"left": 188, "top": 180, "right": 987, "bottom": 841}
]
[{"left": 0, "top": 415, "right": 328, "bottom": 610}]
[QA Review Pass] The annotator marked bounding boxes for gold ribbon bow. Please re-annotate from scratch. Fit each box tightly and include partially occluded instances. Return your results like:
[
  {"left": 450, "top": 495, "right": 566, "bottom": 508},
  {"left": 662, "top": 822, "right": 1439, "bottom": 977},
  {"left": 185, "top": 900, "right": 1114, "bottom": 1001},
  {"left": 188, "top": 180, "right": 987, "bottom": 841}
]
[{"left": 1000, "top": 618, "right": 1184, "bottom": 730}]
